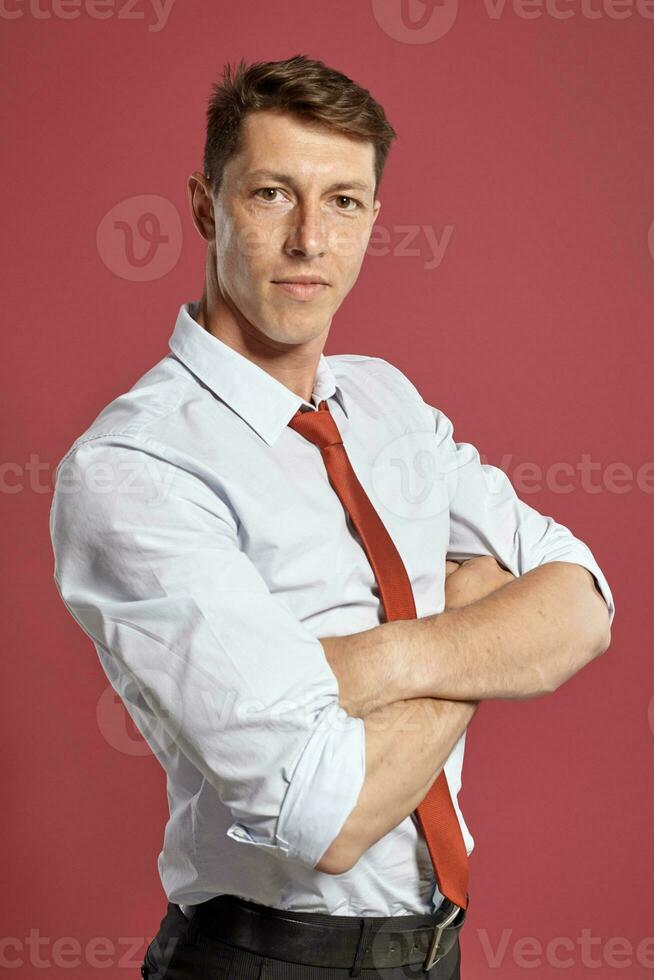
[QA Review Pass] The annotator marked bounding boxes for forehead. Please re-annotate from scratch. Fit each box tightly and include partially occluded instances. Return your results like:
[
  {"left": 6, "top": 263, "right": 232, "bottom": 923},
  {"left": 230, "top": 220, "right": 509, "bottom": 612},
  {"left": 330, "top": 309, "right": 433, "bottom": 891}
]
[{"left": 227, "top": 109, "right": 376, "bottom": 189}]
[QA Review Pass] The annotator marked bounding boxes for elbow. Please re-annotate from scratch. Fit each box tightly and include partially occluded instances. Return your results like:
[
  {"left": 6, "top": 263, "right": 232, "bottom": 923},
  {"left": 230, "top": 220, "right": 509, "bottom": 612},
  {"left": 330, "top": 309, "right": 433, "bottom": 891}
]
[
  {"left": 584, "top": 568, "right": 613, "bottom": 654},
  {"left": 594, "top": 621, "right": 612, "bottom": 658},
  {"left": 588, "top": 592, "right": 612, "bottom": 660},
  {"left": 545, "top": 618, "right": 613, "bottom": 697},
  {"left": 314, "top": 837, "right": 359, "bottom": 876},
  {"left": 315, "top": 854, "right": 350, "bottom": 876},
  {"left": 571, "top": 564, "right": 614, "bottom": 662}
]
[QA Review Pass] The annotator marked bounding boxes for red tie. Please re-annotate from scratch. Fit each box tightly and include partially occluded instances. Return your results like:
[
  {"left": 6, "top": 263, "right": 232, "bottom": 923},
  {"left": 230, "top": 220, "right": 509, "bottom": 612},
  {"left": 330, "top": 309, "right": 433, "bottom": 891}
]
[{"left": 288, "top": 398, "right": 469, "bottom": 911}]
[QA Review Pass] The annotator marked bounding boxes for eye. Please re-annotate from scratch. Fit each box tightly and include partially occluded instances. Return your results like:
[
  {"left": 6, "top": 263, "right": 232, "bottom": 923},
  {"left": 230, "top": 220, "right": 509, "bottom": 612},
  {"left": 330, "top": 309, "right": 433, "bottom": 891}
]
[
  {"left": 334, "top": 195, "right": 361, "bottom": 211},
  {"left": 254, "top": 187, "right": 285, "bottom": 202}
]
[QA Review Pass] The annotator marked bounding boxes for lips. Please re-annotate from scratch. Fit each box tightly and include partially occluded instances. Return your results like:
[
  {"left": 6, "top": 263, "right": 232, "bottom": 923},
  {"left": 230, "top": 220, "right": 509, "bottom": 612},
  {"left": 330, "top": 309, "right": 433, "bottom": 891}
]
[
  {"left": 272, "top": 275, "right": 329, "bottom": 284},
  {"left": 272, "top": 280, "right": 329, "bottom": 300}
]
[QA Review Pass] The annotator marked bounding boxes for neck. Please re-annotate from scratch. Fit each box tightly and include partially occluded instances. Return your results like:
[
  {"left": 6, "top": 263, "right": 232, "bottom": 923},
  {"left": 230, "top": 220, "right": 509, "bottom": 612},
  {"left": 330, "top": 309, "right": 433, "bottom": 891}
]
[{"left": 195, "top": 278, "right": 326, "bottom": 405}]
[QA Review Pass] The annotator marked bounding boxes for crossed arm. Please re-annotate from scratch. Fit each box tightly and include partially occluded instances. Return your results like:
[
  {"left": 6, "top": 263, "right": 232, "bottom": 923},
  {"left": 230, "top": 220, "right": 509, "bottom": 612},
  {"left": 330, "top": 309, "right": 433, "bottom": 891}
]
[
  {"left": 52, "top": 407, "right": 615, "bottom": 879},
  {"left": 314, "top": 557, "right": 612, "bottom": 874},
  {"left": 322, "top": 557, "right": 612, "bottom": 717}
]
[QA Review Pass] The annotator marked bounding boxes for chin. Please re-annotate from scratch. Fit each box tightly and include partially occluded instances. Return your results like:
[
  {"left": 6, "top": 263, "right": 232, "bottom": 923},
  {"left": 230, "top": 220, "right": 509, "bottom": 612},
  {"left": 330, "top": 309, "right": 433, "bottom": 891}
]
[
  {"left": 276, "top": 324, "right": 323, "bottom": 343},
  {"left": 267, "top": 321, "right": 326, "bottom": 346}
]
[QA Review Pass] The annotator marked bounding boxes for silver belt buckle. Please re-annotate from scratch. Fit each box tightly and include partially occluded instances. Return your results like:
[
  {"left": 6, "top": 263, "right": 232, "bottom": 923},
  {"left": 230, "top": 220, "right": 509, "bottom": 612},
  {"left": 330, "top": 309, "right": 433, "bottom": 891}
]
[{"left": 424, "top": 899, "right": 466, "bottom": 972}]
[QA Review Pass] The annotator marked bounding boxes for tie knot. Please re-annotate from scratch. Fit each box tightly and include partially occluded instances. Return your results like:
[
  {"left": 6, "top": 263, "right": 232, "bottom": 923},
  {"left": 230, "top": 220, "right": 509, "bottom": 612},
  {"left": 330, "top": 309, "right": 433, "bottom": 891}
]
[{"left": 288, "top": 399, "right": 343, "bottom": 450}]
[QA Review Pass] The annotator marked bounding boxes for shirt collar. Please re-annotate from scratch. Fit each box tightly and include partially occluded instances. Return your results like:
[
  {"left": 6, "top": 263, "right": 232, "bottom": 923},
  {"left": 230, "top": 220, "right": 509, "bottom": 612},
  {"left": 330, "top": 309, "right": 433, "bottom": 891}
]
[{"left": 168, "top": 301, "right": 348, "bottom": 446}]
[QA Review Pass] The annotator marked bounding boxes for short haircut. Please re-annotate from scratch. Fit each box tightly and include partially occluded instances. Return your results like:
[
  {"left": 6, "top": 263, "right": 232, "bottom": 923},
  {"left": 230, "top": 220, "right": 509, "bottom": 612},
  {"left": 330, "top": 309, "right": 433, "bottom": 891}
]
[{"left": 202, "top": 54, "right": 397, "bottom": 200}]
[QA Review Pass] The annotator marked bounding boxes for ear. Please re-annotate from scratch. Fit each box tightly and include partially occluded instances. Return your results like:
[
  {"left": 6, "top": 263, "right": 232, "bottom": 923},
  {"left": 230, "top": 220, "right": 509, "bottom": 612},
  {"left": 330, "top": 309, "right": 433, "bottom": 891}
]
[{"left": 187, "top": 171, "right": 216, "bottom": 243}]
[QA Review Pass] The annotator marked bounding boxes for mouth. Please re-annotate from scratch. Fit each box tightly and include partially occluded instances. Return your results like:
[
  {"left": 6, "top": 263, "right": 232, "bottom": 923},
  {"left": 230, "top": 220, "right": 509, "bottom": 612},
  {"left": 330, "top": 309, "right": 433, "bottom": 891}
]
[{"left": 271, "top": 277, "right": 330, "bottom": 301}]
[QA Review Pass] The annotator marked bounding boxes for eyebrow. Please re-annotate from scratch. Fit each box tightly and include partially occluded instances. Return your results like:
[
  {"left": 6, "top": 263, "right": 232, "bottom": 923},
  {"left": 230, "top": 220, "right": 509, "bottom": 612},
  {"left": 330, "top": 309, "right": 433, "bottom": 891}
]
[{"left": 243, "top": 169, "right": 373, "bottom": 194}]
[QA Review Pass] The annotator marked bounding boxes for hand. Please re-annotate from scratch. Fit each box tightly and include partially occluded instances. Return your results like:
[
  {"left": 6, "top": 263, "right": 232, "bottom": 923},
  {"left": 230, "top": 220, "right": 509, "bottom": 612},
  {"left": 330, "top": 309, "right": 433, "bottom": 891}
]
[{"left": 444, "top": 556, "right": 516, "bottom": 610}]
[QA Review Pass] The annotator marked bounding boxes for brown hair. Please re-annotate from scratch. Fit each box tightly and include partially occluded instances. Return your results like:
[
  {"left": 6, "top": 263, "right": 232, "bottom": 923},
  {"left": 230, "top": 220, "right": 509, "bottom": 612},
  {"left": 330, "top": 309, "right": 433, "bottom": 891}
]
[{"left": 202, "top": 54, "right": 397, "bottom": 200}]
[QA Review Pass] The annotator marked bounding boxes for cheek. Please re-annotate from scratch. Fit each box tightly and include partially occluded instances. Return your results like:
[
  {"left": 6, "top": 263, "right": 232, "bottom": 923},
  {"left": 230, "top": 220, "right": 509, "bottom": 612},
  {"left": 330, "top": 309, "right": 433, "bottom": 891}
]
[
  {"left": 218, "top": 237, "right": 263, "bottom": 297},
  {"left": 339, "top": 247, "right": 367, "bottom": 291},
  {"left": 335, "top": 222, "right": 369, "bottom": 270}
]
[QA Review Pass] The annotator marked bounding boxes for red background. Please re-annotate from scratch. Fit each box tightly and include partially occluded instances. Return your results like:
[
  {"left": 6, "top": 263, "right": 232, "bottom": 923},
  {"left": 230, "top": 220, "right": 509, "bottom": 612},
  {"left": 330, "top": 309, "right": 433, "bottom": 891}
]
[{"left": 3, "top": 1, "right": 652, "bottom": 977}]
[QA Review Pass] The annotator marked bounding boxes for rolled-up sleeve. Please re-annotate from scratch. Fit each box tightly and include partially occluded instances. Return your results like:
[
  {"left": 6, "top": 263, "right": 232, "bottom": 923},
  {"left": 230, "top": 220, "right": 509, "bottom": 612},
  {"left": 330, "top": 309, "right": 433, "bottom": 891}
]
[
  {"left": 49, "top": 435, "right": 366, "bottom": 870},
  {"left": 427, "top": 405, "right": 615, "bottom": 627}
]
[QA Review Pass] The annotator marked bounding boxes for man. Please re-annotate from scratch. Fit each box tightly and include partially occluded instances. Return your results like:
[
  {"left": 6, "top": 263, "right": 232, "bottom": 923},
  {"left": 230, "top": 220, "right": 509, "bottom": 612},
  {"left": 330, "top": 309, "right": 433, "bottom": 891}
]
[{"left": 49, "top": 54, "right": 614, "bottom": 979}]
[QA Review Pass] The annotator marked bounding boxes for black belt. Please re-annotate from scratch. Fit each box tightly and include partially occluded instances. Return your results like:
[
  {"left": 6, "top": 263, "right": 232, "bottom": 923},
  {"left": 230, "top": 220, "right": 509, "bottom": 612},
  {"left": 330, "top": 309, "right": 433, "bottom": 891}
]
[{"left": 182, "top": 892, "right": 469, "bottom": 973}]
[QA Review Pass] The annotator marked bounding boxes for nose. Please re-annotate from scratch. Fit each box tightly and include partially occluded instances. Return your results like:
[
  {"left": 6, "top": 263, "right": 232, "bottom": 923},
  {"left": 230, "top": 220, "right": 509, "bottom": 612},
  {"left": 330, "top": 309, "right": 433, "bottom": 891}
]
[{"left": 283, "top": 199, "right": 327, "bottom": 260}]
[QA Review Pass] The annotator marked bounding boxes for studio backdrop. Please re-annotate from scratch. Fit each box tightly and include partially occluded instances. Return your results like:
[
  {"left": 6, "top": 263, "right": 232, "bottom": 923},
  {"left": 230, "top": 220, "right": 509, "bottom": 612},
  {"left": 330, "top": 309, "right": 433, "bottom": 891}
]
[{"left": 3, "top": 2, "right": 652, "bottom": 978}]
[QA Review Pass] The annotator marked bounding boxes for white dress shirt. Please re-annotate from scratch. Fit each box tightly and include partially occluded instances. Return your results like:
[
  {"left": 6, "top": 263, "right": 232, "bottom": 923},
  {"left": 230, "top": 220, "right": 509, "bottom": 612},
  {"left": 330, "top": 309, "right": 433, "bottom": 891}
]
[{"left": 49, "top": 300, "right": 615, "bottom": 917}]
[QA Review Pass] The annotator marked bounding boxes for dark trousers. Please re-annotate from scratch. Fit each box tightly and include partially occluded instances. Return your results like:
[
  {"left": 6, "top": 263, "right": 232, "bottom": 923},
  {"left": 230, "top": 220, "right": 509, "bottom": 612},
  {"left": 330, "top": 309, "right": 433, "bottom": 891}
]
[{"left": 142, "top": 902, "right": 462, "bottom": 979}]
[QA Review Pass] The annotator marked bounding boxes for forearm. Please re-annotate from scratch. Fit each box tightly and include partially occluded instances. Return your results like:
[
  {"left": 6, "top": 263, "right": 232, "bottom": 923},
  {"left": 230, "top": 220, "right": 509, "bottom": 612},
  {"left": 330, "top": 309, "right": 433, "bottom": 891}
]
[
  {"left": 322, "top": 561, "right": 611, "bottom": 712},
  {"left": 316, "top": 695, "right": 478, "bottom": 874}
]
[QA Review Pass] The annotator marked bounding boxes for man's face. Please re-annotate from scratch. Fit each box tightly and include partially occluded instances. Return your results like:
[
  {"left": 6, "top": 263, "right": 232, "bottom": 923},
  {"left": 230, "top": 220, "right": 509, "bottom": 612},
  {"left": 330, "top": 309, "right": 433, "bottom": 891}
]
[{"left": 208, "top": 109, "right": 381, "bottom": 348}]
